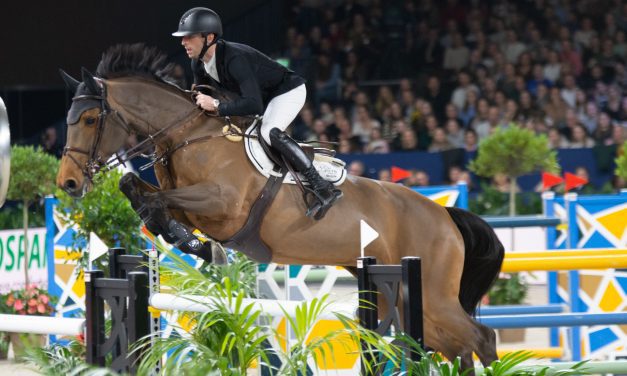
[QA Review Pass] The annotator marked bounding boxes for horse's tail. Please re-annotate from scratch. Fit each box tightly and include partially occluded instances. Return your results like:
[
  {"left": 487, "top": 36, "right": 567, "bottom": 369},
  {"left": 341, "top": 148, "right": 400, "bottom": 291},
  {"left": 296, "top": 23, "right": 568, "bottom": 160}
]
[{"left": 445, "top": 207, "right": 504, "bottom": 316}]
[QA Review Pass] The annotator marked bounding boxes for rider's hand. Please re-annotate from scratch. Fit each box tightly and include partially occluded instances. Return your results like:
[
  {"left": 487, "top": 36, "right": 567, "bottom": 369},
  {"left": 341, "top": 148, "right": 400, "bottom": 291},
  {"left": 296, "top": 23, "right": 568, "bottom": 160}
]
[{"left": 195, "top": 93, "right": 218, "bottom": 112}]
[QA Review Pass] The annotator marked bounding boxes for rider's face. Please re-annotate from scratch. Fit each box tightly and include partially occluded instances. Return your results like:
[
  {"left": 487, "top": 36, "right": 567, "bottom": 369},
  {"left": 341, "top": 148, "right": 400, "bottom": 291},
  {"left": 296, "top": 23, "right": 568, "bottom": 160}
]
[{"left": 181, "top": 34, "right": 205, "bottom": 59}]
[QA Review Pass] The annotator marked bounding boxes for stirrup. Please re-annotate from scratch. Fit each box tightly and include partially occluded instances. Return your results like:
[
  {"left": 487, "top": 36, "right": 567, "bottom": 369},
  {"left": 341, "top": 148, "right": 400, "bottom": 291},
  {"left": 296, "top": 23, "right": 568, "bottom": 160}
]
[
  {"left": 302, "top": 187, "right": 342, "bottom": 220},
  {"left": 167, "top": 220, "right": 213, "bottom": 263}
]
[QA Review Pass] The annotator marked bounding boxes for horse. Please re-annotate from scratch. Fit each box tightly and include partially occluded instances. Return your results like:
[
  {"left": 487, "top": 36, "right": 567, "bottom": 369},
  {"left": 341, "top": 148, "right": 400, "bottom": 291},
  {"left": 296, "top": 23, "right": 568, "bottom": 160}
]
[{"left": 56, "top": 44, "right": 504, "bottom": 369}]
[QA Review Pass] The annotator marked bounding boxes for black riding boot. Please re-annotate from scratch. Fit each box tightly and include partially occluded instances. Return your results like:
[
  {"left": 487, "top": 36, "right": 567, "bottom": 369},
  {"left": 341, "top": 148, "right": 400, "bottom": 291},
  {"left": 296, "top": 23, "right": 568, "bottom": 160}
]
[{"left": 269, "top": 128, "right": 342, "bottom": 220}]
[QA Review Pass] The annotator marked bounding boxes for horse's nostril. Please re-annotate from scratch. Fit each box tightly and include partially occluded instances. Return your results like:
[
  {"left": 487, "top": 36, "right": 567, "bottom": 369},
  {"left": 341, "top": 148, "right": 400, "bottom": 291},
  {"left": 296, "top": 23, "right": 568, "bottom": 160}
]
[{"left": 64, "top": 179, "right": 78, "bottom": 191}]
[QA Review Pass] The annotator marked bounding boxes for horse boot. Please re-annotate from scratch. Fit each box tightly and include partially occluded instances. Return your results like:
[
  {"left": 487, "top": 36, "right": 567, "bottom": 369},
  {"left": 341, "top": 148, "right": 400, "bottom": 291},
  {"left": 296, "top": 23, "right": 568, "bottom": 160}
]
[
  {"left": 166, "top": 219, "right": 213, "bottom": 264},
  {"left": 119, "top": 173, "right": 164, "bottom": 236},
  {"left": 269, "top": 128, "right": 343, "bottom": 220}
]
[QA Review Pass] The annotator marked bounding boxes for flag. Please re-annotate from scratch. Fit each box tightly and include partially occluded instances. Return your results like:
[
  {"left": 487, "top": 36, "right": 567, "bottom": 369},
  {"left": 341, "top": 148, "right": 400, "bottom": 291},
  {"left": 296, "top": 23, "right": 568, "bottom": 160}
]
[
  {"left": 391, "top": 166, "right": 412, "bottom": 182},
  {"left": 360, "top": 220, "right": 379, "bottom": 258},
  {"left": 564, "top": 172, "right": 588, "bottom": 191},
  {"left": 88, "top": 232, "right": 109, "bottom": 265},
  {"left": 542, "top": 172, "right": 564, "bottom": 190}
]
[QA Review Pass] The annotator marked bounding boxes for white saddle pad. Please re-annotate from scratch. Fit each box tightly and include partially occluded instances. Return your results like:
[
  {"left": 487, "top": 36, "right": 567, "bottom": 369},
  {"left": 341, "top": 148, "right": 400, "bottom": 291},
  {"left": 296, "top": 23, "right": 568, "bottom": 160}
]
[{"left": 244, "top": 126, "right": 347, "bottom": 186}]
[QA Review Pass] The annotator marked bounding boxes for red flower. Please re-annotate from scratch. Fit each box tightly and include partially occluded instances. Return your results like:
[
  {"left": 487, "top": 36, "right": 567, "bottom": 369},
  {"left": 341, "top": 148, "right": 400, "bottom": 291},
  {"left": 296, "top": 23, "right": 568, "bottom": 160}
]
[
  {"left": 14, "top": 299, "right": 24, "bottom": 311},
  {"left": 37, "top": 304, "right": 47, "bottom": 314}
]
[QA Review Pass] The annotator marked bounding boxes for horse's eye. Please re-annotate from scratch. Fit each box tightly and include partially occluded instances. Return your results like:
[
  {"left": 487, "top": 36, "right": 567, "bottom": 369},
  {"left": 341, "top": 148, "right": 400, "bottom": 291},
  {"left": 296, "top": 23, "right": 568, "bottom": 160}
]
[{"left": 85, "top": 117, "right": 96, "bottom": 125}]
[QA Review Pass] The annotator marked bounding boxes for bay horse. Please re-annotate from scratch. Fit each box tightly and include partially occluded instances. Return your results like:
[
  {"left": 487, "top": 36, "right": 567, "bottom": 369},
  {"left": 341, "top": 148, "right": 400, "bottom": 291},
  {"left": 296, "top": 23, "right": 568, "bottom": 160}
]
[{"left": 56, "top": 44, "right": 504, "bottom": 368}]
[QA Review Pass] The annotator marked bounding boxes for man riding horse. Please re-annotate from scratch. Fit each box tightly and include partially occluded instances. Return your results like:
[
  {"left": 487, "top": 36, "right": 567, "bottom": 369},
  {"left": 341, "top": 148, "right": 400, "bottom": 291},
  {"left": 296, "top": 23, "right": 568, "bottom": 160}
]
[{"left": 174, "top": 7, "right": 342, "bottom": 220}]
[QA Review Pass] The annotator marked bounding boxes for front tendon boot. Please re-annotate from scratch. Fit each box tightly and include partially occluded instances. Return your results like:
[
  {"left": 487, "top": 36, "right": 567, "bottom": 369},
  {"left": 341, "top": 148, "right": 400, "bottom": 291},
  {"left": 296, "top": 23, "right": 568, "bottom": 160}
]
[
  {"left": 167, "top": 220, "right": 213, "bottom": 263},
  {"left": 269, "top": 128, "right": 342, "bottom": 219}
]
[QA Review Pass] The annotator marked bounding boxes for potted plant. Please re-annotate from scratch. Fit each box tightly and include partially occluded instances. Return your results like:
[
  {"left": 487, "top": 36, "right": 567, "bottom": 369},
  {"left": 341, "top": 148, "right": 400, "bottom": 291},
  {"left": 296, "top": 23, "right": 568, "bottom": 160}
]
[
  {"left": 469, "top": 126, "right": 559, "bottom": 215},
  {"left": 4, "top": 284, "right": 57, "bottom": 359},
  {"left": 0, "top": 294, "right": 9, "bottom": 359},
  {"left": 487, "top": 273, "right": 529, "bottom": 343},
  {"left": 6, "top": 145, "right": 59, "bottom": 286}
]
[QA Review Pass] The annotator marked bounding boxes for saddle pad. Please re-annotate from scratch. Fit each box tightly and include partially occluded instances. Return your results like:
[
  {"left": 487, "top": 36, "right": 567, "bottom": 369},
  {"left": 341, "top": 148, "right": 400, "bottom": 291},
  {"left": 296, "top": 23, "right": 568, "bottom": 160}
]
[{"left": 244, "top": 126, "right": 347, "bottom": 186}]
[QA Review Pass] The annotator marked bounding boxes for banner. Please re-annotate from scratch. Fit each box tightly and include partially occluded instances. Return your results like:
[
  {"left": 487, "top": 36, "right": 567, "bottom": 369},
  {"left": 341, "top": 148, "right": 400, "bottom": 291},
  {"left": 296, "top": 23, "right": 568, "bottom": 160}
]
[{"left": 0, "top": 227, "right": 47, "bottom": 293}]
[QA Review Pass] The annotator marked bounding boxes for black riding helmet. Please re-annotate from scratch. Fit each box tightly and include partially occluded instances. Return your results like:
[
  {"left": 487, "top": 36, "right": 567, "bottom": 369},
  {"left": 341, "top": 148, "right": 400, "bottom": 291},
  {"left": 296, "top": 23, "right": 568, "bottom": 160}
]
[
  {"left": 173, "top": 7, "right": 223, "bottom": 60},
  {"left": 172, "top": 7, "right": 222, "bottom": 37}
]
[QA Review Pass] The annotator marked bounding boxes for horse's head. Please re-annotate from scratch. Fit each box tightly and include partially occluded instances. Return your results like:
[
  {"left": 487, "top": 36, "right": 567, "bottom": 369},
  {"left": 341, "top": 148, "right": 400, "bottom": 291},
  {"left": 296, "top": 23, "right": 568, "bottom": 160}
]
[{"left": 57, "top": 68, "right": 130, "bottom": 197}]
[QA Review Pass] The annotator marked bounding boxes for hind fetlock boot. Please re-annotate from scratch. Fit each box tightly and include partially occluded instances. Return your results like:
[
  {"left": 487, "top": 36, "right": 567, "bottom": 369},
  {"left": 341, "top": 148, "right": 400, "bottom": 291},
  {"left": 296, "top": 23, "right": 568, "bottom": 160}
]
[{"left": 269, "top": 128, "right": 342, "bottom": 220}]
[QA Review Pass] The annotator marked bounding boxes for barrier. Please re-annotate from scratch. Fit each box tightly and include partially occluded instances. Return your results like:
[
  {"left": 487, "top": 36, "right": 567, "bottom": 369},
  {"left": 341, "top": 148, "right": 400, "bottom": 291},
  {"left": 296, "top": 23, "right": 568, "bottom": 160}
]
[{"left": 0, "top": 314, "right": 84, "bottom": 336}]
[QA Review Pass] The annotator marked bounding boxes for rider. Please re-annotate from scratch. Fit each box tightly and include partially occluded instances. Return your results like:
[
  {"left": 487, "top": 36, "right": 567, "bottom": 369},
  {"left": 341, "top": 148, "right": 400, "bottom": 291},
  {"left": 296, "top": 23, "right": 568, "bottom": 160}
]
[{"left": 173, "top": 7, "right": 342, "bottom": 219}]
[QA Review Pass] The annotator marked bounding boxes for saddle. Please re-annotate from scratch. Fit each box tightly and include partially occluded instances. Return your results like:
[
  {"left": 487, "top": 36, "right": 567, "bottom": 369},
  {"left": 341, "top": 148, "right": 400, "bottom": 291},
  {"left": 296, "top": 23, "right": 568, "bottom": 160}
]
[{"left": 220, "top": 121, "right": 346, "bottom": 262}]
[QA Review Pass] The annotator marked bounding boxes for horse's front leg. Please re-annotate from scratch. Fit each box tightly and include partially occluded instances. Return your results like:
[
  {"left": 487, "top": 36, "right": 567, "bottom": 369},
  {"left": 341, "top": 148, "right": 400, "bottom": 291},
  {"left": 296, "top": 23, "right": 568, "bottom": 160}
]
[{"left": 119, "top": 172, "right": 216, "bottom": 263}]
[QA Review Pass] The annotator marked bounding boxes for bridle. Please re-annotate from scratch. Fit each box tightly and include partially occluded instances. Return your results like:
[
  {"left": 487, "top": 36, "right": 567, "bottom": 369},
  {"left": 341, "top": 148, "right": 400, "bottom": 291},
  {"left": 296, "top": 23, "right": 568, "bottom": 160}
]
[
  {"left": 62, "top": 79, "right": 248, "bottom": 183},
  {"left": 62, "top": 82, "right": 132, "bottom": 182}
]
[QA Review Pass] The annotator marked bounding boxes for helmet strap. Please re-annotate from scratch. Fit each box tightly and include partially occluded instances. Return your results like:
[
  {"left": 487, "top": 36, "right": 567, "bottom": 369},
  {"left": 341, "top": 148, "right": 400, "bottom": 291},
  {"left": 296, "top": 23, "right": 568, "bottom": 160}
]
[{"left": 198, "top": 34, "right": 218, "bottom": 61}]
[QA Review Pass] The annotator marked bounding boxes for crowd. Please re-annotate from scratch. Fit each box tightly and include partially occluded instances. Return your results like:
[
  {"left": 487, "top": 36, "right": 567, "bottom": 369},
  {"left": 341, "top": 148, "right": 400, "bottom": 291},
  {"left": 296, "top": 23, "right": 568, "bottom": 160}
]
[{"left": 283, "top": 0, "right": 626, "bottom": 159}]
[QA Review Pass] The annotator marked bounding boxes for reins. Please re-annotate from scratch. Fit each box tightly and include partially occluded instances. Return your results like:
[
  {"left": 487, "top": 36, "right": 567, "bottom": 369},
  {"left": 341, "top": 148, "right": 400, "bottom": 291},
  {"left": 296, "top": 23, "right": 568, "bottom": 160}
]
[{"left": 64, "top": 80, "right": 259, "bottom": 180}]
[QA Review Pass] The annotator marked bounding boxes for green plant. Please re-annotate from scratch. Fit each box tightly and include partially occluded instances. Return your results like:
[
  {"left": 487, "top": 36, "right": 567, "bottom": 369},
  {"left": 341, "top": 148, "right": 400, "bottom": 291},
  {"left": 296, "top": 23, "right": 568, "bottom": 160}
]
[
  {"left": 136, "top": 278, "right": 272, "bottom": 376},
  {"left": 469, "top": 126, "right": 559, "bottom": 216},
  {"left": 7, "top": 145, "right": 59, "bottom": 286},
  {"left": 0, "top": 202, "right": 46, "bottom": 229},
  {"left": 56, "top": 169, "right": 143, "bottom": 270},
  {"left": 616, "top": 141, "right": 627, "bottom": 181},
  {"left": 487, "top": 273, "right": 528, "bottom": 306},
  {"left": 24, "top": 340, "right": 120, "bottom": 376},
  {"left": 470, "top": 183, "right": 542, "bottom": 215},
  {"left": 4, "top": 284, "right": 57, "bottom": 315}
]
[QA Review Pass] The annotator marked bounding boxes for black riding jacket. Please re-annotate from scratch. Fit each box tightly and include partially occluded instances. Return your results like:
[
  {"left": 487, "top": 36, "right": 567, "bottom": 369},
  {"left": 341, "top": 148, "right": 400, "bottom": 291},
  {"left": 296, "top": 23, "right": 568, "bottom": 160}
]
[{"left": 192, "top": 40, "right": 305, "bottom": 116}]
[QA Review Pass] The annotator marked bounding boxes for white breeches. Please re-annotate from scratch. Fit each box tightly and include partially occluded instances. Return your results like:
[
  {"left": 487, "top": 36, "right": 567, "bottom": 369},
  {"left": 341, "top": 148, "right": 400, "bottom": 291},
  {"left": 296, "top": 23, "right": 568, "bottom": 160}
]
[{"left": 260, "top": 84, "right": 307, "bottom": 144}]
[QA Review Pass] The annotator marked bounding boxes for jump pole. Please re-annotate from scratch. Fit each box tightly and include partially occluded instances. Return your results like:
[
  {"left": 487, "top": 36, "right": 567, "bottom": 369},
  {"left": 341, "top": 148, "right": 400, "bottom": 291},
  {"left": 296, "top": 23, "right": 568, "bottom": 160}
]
[{"left": 0, "top": 314, "right": 84, "bottom": 336}]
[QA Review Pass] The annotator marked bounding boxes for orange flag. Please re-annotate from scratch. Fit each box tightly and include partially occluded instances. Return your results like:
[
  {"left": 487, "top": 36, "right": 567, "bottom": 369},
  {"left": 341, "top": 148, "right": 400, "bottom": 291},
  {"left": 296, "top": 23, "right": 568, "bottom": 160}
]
[
  {"left": 391, "top": 166, "right": 412, "bottom": 182},
  {"left": 564, "top": 172, "right": 588, "bottom": 191},
  {"left": 542, "top": 172, "right": 564, "bottom": 190}
]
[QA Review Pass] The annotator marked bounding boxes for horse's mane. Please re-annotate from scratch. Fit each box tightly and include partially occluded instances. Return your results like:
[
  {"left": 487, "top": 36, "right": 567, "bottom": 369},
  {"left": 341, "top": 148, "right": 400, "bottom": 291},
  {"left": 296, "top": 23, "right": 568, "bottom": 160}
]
[{"left": 96, "top": 43, "right": 182, "bottom": 89}]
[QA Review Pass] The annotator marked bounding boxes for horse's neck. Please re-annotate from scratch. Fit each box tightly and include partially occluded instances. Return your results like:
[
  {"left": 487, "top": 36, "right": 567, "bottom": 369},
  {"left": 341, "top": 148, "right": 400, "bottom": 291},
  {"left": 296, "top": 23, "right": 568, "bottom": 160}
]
[{"left": 108, "top": 79, "right": 200, "bottom": 137}]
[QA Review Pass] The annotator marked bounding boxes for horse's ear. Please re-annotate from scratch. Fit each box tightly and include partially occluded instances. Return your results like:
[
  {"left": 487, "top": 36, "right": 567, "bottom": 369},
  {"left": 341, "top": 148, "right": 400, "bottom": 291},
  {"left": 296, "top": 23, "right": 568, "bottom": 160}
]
[
  {"left": 59, "top": 69, "right": 80, "bottom": 94},
  {"left": 81, "top": 67, "right": 100, "bottom": 94}
]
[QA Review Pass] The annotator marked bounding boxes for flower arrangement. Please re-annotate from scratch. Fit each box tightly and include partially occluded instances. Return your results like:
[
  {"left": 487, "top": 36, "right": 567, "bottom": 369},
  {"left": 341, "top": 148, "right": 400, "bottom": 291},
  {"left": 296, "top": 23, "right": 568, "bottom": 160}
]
[{"left": 4, "top": 285, "right": 56, "bottom": 316}]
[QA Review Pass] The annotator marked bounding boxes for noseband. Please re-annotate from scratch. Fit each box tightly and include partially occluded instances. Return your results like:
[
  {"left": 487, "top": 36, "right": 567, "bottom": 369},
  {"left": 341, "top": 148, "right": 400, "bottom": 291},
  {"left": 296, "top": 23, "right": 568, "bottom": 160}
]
[{"left": 62, "top": 84, "right": 131, "bottom": 182}]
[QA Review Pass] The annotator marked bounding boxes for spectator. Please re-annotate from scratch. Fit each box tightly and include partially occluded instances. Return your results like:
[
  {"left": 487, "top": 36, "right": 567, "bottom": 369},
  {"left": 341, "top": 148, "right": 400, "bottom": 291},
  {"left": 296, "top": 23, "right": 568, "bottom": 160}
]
[
  {"left": 40, "top": 126, "right": 63, "bottom": 158},
  {"left": 364, "top": 127, "right": 390, "bottom": 154},
  {"left": 559, "top": 40, "right": 583, "bottom": 76},
  {"left": 399, "top": 128, "right": 419, "bottom": 152},
  {"left": 548, "top": 127, "right": 568, "bottom": 149},
  {"left": 503, "top": 29, "right": 527, "bottom": 64},
  {"left": 423, "top": 75, "right": 448, "bottom": 122},
  {"left": 413, "top": 169, "right": 430, "bottom": 186},
  {"left": 560, "top": 74, "right": 579, "bottom": 108},
  {"left": 348, "top": 160, "right": 366, "bottom": 176},
  {"left": 445, "top": 119, "right": 465, "bottom": 148},
  {"left": 593, "top": 112, "right": 614, "bottom": 145},
  {"left": 377, "top": 168, "right": 391, "bottom": 182},
  {"left": 314, "top": 54, "right": 341, "bottom": 104},
  {"left": 464, "top": 128, "right": 479, "bottom": 152},
  {"left": 492, "top": 173, "right": 520, "bottom": 193},
  {"left": 352, "top": 105, "right": 381, "bottom": 143},
  {"left": 568, "top": 124, "right": 595, "bottom": 148},
  {"left": 475, "top": 106, "right": 502, "bottom": 141},
  {"left": 447, "top": 165, "right": 463, "bottom": 184},
  {"left": 459, "top": 89, "right": 479, "bottom": 127},
  {"left": 451, "top": 70, "right": 479, "bottom": 111},
  {"left": 527, "top": 63, "right": 553, "bottom": 97},
  {"left": 470, "top": 98, "right": 490, "bottom": 130},
  {"left": 574, "top": 17, "right": 597, "bottom": 49},
  {"left": 544, "top": 87, "right": 569, "bottom": 127},
  {"left": 543, "top": 50, "right": 562, "bottom": 83},
  {"left": 579, "top": 101, "right": 600, "bottom": 133},
  {"left": 443, "top": 32, "right": 470, "bottom": 71},
  {"left": 428, "top": 128, "right": 454, "bottom": 152}
]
